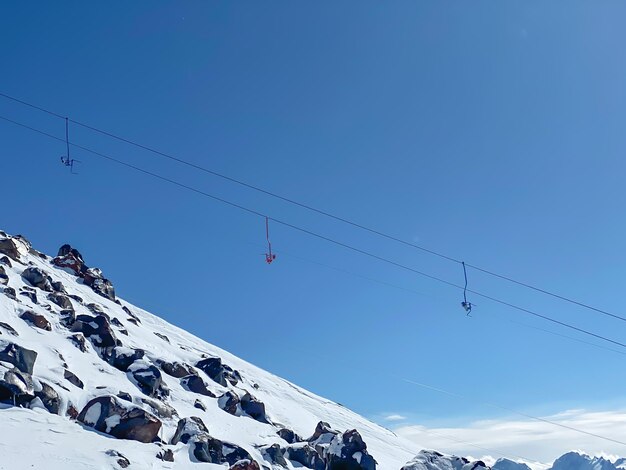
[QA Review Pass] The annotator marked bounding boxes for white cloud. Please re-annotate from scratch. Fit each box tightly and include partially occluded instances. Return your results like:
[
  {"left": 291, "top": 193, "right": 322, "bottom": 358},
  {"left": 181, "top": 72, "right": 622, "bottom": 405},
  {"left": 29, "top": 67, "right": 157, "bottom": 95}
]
[
  {"left": 384, "top": 414, "right": 407, "bottom": 422},
  {"left": 394, "top": 408, "right": 626, "bottom": 469}
]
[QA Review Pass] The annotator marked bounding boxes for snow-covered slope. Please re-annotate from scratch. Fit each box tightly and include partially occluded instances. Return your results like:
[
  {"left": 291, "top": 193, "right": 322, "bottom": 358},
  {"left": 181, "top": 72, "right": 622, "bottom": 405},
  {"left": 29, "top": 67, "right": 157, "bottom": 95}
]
[
  {"left": 0, "top": 231, "right": 420, "bottom": 469},
  {"left": 549, "top": 453, "right": 618, "bottom": 470}
]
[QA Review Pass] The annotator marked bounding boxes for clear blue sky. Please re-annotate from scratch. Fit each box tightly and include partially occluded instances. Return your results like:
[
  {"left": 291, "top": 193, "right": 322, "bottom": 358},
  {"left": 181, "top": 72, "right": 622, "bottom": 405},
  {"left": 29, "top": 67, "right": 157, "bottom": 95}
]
[{"left": 2, "top": 1, "right": 626, "bottom": 459}]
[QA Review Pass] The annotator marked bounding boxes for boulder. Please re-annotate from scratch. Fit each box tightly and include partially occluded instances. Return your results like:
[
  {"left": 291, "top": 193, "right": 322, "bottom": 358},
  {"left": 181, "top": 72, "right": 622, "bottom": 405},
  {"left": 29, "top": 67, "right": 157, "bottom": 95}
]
[
  {"left": 0, "top": 363, "right": 35, "bottom": 406},
  {"left": 157, "top": 449, "right": 175, "bottom": 462},
  {"left": 160, "top": 361, "right": 195, "bottom": 378},
  {"left": 0, "top": 266, "right": 8, "bottom": 285},
  {"left": 3, "top": 286, "right": 16, "bottom": 300},
  {"left": 170, "top": 416, "right": 209, "bottom": 445},
  {"left": 63, "top": 369, "right": 84, "bottom": 389},
  {"left": 0, "top": 341, "right": 37, "bottom": 374},
  {"left": 117, "top": 391, "right": 132, "bottom": 402},
  {"left": 260, "top": 444, "right": 288, "bottom": 467},
  {"left": 326, "top": 429, "right": 376, "bottom": 470},
  {"left": 107, "top": 347, "right": 145, "bottom": 372},
  {"left": 34, "top": 381, "right": 61, "bottom": 414},
  {"left": 277, "top": 427, "right": 302, "bottom": 444},
  {"left": 48, "top": 293, "right": 73, "bottom": 311},
  {"left": 77, "top": 395, "right": 161, "bottom": 443},
  {"left": 68, "top": 333, "right": 88, "bottom": 352},
  {"left": 241, "top": 392, "right": 268, "bottom": 423},
  {"left": 153, "top": 332, "right": 170, "bottom": 343},
  {"left": 19, "top": 289, "right": 37, "bottom": 304},
  {"left": 86, "top": 303, "right": 107, "bottom": 316},
  {"left": 0, "top": 237, "right": 28, "bottom": 261},
  {"left": 192, "top": 436, "right": 253, "bottom": 465},
  {"left": 50, "top": 281, "right": 66, "bottom": 293},
  {"left": 196, "top": 357, "right": 242, "bottom": 386},
  {"left": 83, "top": 268, "right": 116, "bottom": 301},
  {"left": 0, "top": 255, "right": 12, "bottom": 267},
  {"left": 21, "top": 267, "right": 53, "bottom": 291},
  {"left": 218, "top": 391, "right": 240, "bottom": 415},
  {"left": 128, "top": 361, "right": 168, "bottom": 398},
  {"left": 286, "top": 444, "right": 325, "bottom": 470},
  {"left": 230, "top": 460, "right": 261, "bottom": 470},
  {"left": 70, "top": 314, "right": 118, "bottom": 348},
  {"left": 194, "top": 399, "right": 206, "bottom": 411},
  {"left": 181, "top": 375, "right": 216, "bottom": 397},
  {"left": 20, "top": 311, "right": 52, "bottom": 331},
  {"left": 140, "top": 397, "right": 177, "bottom": 420},
  {"left": 308, "top": 421, "right": 338, "bottom": 445},
  {"left": 52, "top": 245, "right": 86, "bottom": 275}
]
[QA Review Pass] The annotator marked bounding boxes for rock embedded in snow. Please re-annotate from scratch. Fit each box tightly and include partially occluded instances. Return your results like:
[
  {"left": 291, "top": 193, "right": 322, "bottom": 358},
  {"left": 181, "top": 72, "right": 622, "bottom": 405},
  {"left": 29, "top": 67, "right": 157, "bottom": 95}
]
[
  {"left": 70, "top": 314, "right": 118, "bottom": 348},
  {"left": 259, "top": 443, "right": 288, "bottom": 467},
  {"left": 67, "top": 333, "right": 88, "bottom": 352},
  {"left": 170, "top": 416, "right": 210, "bottom": 445},
  {"left": 3, "top": 286, "right": 16, "bottom": 300},
  {"left": 401, "top": 450, "right": 487, "bottom": 470},
  {"left": 48, "top": 293, "right": 73, "bottom": 310},
  {"left": 230, "top": 459, "right": 261, "bottom": 470},
  {"left": 159, "top": 360, "right": 195, "bottom": 378},
  {"left": 326, "top": 429, "right": 376, "bottom": 470},
  {"left": 0, "top": 255, "right": 13, "bottom": 267},
  {"left": 0, "top": 266, "right": 8, "bottom": 285},
  {"left": 33, "top": 381, "right": 61, "bottom": 415},
  {"left": 241, "top": 391, "right": 268, "bottom": 423},
  {"left": 127, "top": 360, "right": 168, "bottom": 398},
  {"left": 285, "top": 443, "right": 325, "bottom": 470},
  {"left": 106, "top": 346, "right": 145, "bottom": 372},
  {"left": 0, "top": 321, "right": 18, "bottom": 336},
  {"left": 277, "top": 427, "right": 302, "bottom": 444},
  {"left": 21, "top": 267, "right": 53, "bottom": 292},
  {"left": 0, "top": 341, "right": 37, "bottom": 374},
  {"left": 192, "top": 435, "right": 254, "bottom": 466},
  {"left": 0, "top": 236, "right": 29, "bottom": 261},
  {"left": 0, "top": 363, "right": 35, "bottom": 405},
  {"left": 20, "top": 310, "right": 52, "bottom": 331},
  {"left": 218, "top": 390, "right": 240, "bottom": 415},
  {"left": 63, "top": 369, "right": 84, "bottom": 389},
  {"left": 492, "top": 458, "right": 532, "bottom": 470},
  {"left": 77, "top": 395, "right": 162, "bottom": 443},
  {"left": 181, "top": 374, "right": 216, "bottom": 397},
  {"left": 196, "top": 356, "right": 242, "bottom": 386}
]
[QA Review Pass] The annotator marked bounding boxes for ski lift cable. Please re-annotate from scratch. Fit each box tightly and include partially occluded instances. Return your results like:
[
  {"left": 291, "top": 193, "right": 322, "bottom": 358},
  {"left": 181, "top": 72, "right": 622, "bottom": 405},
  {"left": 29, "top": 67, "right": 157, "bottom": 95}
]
[
  {"left": 398, "top": 376, "right": 626, "bottom": 447},
  {"left": 0, "top": 113, "right": 625, "bottom": 351},
  {"left": 0, "top": 91, "right": 623, "bottom": 324}
]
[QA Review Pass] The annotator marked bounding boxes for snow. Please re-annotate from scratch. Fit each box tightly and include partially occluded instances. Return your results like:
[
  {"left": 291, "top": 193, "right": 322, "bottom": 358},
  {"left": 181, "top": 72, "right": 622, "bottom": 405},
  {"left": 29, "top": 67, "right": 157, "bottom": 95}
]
[
  {"left": 0, "top": 233, "right": 421, "bottom": 469},
  {"left": 82, "top": 402, "right": 101, "bottom": 426}
]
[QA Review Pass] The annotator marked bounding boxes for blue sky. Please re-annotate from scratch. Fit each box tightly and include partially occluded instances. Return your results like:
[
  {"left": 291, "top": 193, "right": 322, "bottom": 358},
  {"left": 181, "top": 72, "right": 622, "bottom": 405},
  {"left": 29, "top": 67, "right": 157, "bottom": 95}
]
[{"left": 2, "top": 2, "right": 626, "bottom": 462}]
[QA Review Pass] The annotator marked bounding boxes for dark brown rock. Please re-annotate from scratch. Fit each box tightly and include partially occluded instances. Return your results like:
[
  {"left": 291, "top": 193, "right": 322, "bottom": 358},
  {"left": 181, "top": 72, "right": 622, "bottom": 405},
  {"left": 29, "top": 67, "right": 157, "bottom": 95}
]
[{"left": 20, "top": 311, "right": 52, "bottom": 331}]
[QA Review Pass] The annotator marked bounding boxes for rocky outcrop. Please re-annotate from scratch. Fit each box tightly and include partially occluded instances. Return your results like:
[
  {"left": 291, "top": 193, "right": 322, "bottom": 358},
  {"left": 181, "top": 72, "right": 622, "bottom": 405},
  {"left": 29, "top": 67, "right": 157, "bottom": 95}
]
[
  {"left": 230, "top": 460, "right": 261, "bottom": 470},
  {"left": 63, "top": 369, "right": 84, "bottom": 389},
  {"left": 192, "top": 436, "right": 253, "bottom": 466},
  {"left": 259, "top": 444, "right": 288, "bottom": 467},
  {"left": 83, "top": 268, "right": 116, "bottom": 301},
  {"left": 277, "top": 427, "right": 302, "bottom": 444},
  {"left": 0, "top": 236, "right": 30, "bottom": 261},
  {"left": 77, "top": 395, "right": 161, "bottom": 443},
  {"left": 106, "top": 347, "right": 145, "bottom": 372},
  {"left": 286, "top": 444, "right": 325, "bottom": 470},
  {"left": 33, "top": 381, "right": 61, "bottom": 414},
  {"left": 170, "top": 416, "right": 209, "bottom": 445},
  {"left": 0, "top": 363, "right": 35, "bottom": 406},
  {"left": 48, "top": 293, "right": 73, "bottom": 310},
  {"left": 159, "top": 360, "right": 194, "bottom": 378},
  {"left": 241, "top": 392, "right": 268, "bottom": 423},
  {"left": 53, "top": 244, "right": 116, "bottom": 301},
  {"left": 401, "top": 451, "right": 483, "bottom": 470},
  {"left": 196, "top": 357, "right": 241, "bottom": 386},
  {"left": 218, "top": 391, "right": 240, "bottom": 415}
]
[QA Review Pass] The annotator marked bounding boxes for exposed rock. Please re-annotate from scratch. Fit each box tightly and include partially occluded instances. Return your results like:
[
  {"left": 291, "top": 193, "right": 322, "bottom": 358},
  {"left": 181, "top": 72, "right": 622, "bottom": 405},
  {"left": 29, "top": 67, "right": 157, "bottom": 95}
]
[
  {"left": 78, "top": 395, "right": 161, "bottom": 443},
  {"left": 111, "top": 317, "right": 124, "bottom": 328},
  {"left": 20, "top": 310, "right": 52, "bottom": 331},
  {"left": 0, "top": 255, "right": 12, "bottom": 267},
  {"left": 192, "top": 436, "right": 253, "bottom": 465},
  {"left": 122, "top": 305, "right": 141, "bottom": 324},
  {"left": 68, "top": 294, "right": 83, "bottom": 304},
  {"left": 308, "top": 421, "right": 338, "bottom": 445},
  {"left": 0, "top": 341, "right": 37, "bottom": 374},
  {"left": 259, "top": 444, "right": 287, "bottom": 467},
  {"left": 140, "top": 397, "right": 177, "bottom": 419},
  {"left": 128, "top": 361, "right": 168, "bottom": 398},
  {"left": 326, "top": 429, "right": 376, "bottom": 470},
  {"left": 218, "top": 391, "right": 240, "bottom": 415},
  {"left": 286, "top": 444, "right": 324, "bottom": 470},
  {"left": 0, "top": 363, "right": 35, "bottom": 406},
  {"left": 3, "top": 286, "right": 16, "bottom": 300},
  {"left": 0, "top": 322, "right": 18, "bottom": 337},
  {"left": 400, "top": 451, "right": 474, "bottom": 470},
  {"left": 63, "top": 369, "right": 84, "bottom": 389},
  {"left": 171, "top": 416, "right": 209, "bottom": 445},
  {"left": 241, "top": 392, "right": 268, "bottom": 423},
  {"left": 83, "top": 268, "right": 116, "bottom": 301},
  {"left": 160, "top": 360, "right": 195, "bottom": 378},
  {"left": 21, "top": 267, "right": 53, "bottom": 291},
  {"left": 0, "top": 266, "right": 8, "bottom": 285},
  {"left": 157, "top": 449, "right": 175, "bottom": 462},
  {"left": 277, "top": 427, "right": 302, "bottom": 444},
  {"left": 19, "top": 289, "right": 37, "bottom": 304},
  {"left": 86, "top": 303, "right": 107, "bottom": 316},
  {"left": 50, "top": 281, "right": 66, "bottom": 293},
  {"left": 107, "top": 347, "right": 145, "bottom": 372},
  {"left": 34, "top": 381, "right": 61, "bottom": 414},
  {"left": 196, "top": 357, "right": 242, "bottom": 386},
  {"left": 70, "top": 314, "right": 118, "bottom": 348},
  {"left": 181, "top": 374, "right": 216, "bottom": 397},
  {"left": 194, "top": 399, "right": 206, "bottom": 411},
  {"left": 0, "top": 237, "right": 28, "bottom": 261},
  {"left": 66, "top": 403, "right": 79, "bottom": 420},
  {"left": 53, "top": 245, "right": 86, "bottom": 275},
  {"left": 68, "top": 333, "right": 88, "bottom": 352},
  {"left": 48, "top": 293, "right": 73, "bottom": 310},
  {"left": 230, "top": 460, "right": 261, "bottom": 470},
  {"left": 105, "top": 449, "right": 130, "bottom": 468},
  {"left": 117, "top": 391, "right": 132, "bottom": 402},
  {"left": 153, "top": 332, "right": 170, "bottom": 343}
]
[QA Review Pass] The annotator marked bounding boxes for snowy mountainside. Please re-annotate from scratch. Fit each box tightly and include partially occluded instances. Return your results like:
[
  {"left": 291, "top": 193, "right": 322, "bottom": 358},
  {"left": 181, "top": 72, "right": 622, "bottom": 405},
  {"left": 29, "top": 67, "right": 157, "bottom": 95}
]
[
  {"left": 0, "top": 230, "right": 421, "bottom": 469},
  {"left": 549, "top": 453, "right": 619, "bottom": 470}
]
